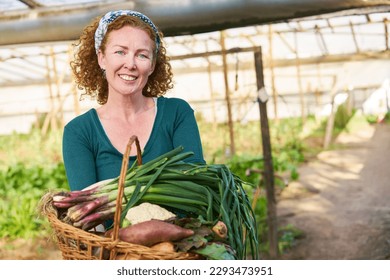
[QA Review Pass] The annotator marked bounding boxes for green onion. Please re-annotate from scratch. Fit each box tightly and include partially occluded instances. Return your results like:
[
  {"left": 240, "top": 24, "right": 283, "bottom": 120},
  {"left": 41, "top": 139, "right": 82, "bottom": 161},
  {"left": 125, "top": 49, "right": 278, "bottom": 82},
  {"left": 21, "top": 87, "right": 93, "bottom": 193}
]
[{"left": 51, "top": 146, "right": 259, "bottom": 260}]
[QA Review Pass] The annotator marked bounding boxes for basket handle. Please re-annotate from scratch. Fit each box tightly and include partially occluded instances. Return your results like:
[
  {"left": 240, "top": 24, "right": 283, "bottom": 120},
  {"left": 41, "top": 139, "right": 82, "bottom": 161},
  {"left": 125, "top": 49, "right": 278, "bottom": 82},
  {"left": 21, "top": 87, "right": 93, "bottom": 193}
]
[{"left": 111, "top": 135, "right": 142, "bottom": 243}]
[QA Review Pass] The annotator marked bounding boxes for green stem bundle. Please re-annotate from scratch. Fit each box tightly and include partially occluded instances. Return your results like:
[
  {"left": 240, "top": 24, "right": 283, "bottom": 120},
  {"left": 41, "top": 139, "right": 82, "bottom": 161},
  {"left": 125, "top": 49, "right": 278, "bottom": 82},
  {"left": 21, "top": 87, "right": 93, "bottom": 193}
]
[{"left": 52, "top": 146, "right": 259, "bottom": 260}]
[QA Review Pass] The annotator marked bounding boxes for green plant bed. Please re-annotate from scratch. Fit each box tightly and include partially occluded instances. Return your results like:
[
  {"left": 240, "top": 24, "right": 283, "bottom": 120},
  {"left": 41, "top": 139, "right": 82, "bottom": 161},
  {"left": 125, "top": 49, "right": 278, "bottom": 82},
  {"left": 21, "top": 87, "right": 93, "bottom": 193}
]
[{"left": 0, "top": 163, "right": 68, "bottom": 239}]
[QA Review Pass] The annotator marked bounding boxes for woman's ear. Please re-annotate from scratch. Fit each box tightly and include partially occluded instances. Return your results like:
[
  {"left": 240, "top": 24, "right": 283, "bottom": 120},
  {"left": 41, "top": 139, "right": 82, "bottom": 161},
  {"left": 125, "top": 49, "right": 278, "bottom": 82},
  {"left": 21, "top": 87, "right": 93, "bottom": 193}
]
[
  {"left": 97, "top": 50, "right": 105, "bottom": 69},
  {"left": 149, "top": 61, "right": 156, "bottom": 75}
]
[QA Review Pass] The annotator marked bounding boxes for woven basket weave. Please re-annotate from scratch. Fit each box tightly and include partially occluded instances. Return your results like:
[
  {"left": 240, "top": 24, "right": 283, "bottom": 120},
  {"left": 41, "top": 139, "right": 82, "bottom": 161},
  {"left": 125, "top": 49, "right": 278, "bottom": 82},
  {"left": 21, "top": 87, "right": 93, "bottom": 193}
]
[{"left": 40, "top": 136, "right": 201, "bottom": 260}]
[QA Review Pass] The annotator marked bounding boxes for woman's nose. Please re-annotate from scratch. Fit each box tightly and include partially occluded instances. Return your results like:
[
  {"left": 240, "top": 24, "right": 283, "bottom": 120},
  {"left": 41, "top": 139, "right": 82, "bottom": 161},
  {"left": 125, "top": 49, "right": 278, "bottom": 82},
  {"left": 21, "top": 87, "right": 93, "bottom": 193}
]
[{"left": 124, "top": 55, "right": 136, "bottom": 69}]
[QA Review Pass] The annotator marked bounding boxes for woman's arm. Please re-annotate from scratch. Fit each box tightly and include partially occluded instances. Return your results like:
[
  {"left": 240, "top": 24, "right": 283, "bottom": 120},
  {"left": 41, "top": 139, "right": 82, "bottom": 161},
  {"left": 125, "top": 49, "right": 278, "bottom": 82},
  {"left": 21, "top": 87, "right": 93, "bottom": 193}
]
[
  {"left": 62, "top": 125, "right": 98, "bottom": 191},
  {"left": 172, "top": 99, "right": 206, "bottom": 164}
]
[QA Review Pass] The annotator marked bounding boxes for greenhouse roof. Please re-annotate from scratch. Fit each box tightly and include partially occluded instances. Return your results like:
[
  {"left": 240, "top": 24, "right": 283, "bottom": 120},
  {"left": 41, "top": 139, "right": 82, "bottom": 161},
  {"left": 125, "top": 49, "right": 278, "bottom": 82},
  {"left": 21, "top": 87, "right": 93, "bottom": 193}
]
[{"left": 0, "top": 0, "right": 389, "bottom": 45}]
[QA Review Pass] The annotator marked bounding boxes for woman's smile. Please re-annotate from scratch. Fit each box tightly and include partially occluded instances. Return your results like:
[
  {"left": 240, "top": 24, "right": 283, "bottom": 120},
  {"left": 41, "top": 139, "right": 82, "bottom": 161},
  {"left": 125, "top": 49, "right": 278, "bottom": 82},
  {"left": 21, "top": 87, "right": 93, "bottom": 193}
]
[{"left": 119, "top": 74, "right": 137, "bottom": 81}]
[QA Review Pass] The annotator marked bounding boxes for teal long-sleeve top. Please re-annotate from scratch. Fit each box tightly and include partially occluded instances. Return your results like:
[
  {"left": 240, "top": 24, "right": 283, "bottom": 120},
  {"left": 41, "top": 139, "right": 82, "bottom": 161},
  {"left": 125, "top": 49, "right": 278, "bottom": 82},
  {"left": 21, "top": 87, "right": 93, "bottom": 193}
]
[{"left": 62, "top": 97, "right": 205, "bottom": 191}]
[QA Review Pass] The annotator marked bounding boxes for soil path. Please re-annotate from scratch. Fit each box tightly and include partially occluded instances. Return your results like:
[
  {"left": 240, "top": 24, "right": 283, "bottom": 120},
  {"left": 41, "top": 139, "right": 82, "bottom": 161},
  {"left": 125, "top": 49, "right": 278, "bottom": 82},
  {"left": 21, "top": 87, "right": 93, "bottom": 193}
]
[{"left": 277, "top": 122, "right": 390, "bottom": 260}]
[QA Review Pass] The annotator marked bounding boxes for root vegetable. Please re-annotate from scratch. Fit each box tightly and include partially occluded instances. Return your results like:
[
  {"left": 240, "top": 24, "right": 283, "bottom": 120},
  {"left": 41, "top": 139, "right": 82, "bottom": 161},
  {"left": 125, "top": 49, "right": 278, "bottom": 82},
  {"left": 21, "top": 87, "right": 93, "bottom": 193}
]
[
  {"left": 47, "top": 145, "right": 259, "bottom": 259},
  {"left": 150, "top": 241, "right": 176, "bottom": 252},
  {"left": 115, "top": 253, "right": 141, "bottom": 260},
  {"left": 212, "top": 221, "right": 228, "bottom": 239},
  {"left": 106, "top": 219, "right": 194, "bottom": 247}
]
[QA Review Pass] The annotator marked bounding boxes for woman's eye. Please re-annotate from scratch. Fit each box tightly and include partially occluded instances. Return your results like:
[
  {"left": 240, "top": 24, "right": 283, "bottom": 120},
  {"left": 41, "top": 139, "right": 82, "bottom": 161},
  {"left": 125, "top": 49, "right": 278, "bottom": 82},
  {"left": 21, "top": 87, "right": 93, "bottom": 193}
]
[
  {"left": 115, "top": 50, "right": 125, "bottom": 55},
  {"left": 138, "top": 54, "right": 149, "bottom": 59}
]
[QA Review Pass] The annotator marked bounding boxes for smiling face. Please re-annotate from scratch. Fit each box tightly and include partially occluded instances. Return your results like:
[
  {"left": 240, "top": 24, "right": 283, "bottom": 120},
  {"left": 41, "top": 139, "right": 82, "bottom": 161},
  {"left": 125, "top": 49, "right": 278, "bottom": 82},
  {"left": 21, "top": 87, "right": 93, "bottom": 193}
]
[{"left": 97, "top": 25, "right": 155, "bottom": 99}]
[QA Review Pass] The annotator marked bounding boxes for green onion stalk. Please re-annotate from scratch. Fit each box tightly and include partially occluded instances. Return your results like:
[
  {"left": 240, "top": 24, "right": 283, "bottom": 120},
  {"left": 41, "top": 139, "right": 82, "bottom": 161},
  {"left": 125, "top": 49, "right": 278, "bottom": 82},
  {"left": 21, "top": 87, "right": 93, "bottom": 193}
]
[{"left": 51, "top": 146, "right": 260, "bottom": 260}]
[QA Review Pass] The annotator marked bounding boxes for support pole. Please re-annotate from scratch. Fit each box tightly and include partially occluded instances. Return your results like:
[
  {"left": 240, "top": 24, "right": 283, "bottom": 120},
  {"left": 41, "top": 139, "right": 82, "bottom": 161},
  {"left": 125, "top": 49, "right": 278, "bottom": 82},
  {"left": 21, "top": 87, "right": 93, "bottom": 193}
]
[
  {"left": 323, "top": 77, "right": 338, "bottom": 149},
  {"left": 205, "top": 42, "right": 218, "bottom": 129},
  {"left": 268, "top": 25, "right": 278, "bottom": 121},
  {"left": 294, "top": 31, "right": 306, "bottom": 123},
  {"left": 68, "top": 46, "right": 81, "bottom": 117},
  {"left": 220, "top": 30, "right": 236, "bottom": 156},
  {"left": 254, "top": 48, "right": 278, "bottom": 259}
]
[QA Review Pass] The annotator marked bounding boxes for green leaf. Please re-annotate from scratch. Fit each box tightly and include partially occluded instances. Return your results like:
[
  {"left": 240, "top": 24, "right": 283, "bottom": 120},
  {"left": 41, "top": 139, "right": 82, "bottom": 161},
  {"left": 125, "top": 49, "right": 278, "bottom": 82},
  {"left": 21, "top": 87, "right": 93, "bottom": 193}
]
[{"left": 193, "top": 243, "right": 236, "bottom": 260}]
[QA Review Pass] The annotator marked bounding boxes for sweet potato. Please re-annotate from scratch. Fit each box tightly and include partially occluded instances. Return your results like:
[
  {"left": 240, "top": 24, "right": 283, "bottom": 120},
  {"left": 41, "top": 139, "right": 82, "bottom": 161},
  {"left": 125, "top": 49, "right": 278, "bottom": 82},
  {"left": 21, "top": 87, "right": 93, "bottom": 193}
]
[
  {"left": 115, "top": 253, "right": 141, "bottom": 260},
  {"left": 150, "top": 241, "right": 176, "bottom": 252},
  {"left": 106, "top": 219, "right": 194, "bottom": 247}
]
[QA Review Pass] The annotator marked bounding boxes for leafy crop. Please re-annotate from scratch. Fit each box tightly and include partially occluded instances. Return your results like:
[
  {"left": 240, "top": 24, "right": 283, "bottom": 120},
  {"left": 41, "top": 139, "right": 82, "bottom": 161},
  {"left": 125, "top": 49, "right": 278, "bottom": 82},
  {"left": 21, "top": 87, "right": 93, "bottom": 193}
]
[{"left": 0, "top": 163, "right": 68, "bottom": 239}]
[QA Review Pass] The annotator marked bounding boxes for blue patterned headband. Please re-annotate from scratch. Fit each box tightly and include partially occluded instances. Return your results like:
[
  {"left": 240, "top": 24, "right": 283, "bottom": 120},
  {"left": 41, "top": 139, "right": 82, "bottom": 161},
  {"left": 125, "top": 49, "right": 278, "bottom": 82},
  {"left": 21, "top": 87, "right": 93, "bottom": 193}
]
[{"left": 94, "top": 10, "right": 161, "bottom": 54}]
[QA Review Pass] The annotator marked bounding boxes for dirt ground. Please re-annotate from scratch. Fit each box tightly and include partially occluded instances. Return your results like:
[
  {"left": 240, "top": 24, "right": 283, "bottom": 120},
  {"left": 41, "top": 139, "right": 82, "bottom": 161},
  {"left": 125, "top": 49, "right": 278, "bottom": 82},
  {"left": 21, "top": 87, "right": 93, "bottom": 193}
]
[
  {"left": 0, "top": 237, "right": 62, "bottom": 260},
  {"left": 278, "top": 122, "right": 390, "bottom": 260},
  {"left": 1, "top": 122, "right": 389, "bottom": 260}
]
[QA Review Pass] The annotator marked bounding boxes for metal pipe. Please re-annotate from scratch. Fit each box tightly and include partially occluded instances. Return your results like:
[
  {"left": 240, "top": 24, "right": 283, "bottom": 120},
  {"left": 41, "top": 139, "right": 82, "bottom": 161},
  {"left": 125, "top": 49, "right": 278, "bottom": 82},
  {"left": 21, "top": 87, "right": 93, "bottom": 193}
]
[{"left": 0, "top": 1, "right": 389, "bottom": 46}]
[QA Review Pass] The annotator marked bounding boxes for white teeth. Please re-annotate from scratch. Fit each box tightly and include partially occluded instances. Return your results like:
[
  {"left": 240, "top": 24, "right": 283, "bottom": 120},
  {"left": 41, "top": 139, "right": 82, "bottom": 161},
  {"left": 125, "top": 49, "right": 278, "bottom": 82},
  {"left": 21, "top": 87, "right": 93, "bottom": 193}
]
[{"left": 120, "top": 75, "right": 136, "bottom": 81}]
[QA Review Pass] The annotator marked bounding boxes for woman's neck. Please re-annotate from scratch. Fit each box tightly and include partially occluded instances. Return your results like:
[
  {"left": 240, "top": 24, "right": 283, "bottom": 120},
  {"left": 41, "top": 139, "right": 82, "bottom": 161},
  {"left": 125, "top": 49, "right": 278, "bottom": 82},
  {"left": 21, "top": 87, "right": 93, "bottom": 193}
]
[{"left": 100, "top": 94, "right": 154, "bottom": 121}]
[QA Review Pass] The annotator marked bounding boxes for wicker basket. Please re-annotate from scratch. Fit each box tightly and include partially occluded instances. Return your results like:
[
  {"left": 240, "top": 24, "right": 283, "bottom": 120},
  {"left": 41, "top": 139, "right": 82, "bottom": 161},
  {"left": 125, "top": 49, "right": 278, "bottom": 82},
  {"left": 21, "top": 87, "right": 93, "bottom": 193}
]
[{"left": 40, "top": 136, "right": 201, "bottom": 260}]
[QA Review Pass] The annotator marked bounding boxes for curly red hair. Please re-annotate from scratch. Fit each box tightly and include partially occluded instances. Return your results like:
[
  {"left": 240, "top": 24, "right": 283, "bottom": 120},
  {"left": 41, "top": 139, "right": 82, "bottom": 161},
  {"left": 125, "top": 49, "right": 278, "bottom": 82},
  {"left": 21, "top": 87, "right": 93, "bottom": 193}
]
[{"left": 70, "top": 15, "right": 174, "bottom": 105}]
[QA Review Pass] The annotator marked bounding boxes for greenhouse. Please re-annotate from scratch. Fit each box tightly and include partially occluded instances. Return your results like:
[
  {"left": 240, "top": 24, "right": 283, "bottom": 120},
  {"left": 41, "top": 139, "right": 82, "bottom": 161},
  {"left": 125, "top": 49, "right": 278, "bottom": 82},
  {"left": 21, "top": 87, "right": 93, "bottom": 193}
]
[{"left": 0, "top": 0, "right": 389, "bottom": 268}]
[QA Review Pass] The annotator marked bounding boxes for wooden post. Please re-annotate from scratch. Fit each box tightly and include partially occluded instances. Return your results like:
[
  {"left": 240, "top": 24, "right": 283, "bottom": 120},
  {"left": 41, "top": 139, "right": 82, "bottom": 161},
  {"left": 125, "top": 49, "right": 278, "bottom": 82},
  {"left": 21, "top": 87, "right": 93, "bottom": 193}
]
[
  {"left": 268, "top": 25, "right": 278, "bottom": 121},
  {"left": 254, "top": 48, "right": 278, "bottom": 259},
  {"left": 41, "top": 49, "right": 55, "bottom": 136},
  {"left": 220, "top": 30, "right": 236, "bottom": 156},
  {"left": 294, "top": 31, "right": 306, "bottom": 123},
  {"left": 68, "top": 45, "right": 81, "bottom": 117},
  {"left": 323, "top": 77, "right": 338, "bottom": 149},
  {"left": 384, "top": 19, "right": 389, "bottom": 50},
  {"left": 205, "top": 42, "right": 218, "bottom": 129},
  {"left": 50, "top": 46, "right": 63, "bottom": 129}
]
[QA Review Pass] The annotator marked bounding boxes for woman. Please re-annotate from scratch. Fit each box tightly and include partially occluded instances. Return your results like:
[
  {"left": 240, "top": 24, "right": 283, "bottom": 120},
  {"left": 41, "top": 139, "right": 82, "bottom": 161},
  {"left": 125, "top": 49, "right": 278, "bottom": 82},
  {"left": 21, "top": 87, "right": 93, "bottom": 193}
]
[{"left": 63, "top": 10, "right": 205, "bottom": 191}]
